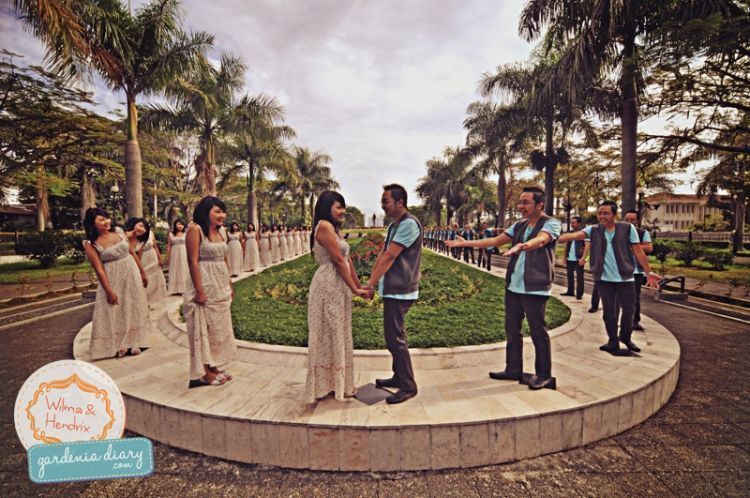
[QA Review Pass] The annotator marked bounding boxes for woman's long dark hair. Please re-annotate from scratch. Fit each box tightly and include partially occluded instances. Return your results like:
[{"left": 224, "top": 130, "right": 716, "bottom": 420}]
[
  {"left": 172, "top": 218, "right": 186, "bottom": 235},
  {"left": 246, "top": 222, "right": 256, "bottom": 232},
  {"left": 193, "top": 196, "right": 227, "bottom": 237},
  {"left": 228, "top": 222, "right": 241, "bottom": 234},
  {"left": 124, "top": 217, "right": 151, "bottom": 243},
  {"left": 311, "top": 190, "right": 346, "bottom": 251},
  {"left": 83, "top": 207, "right": 112, "bottom": 243}
]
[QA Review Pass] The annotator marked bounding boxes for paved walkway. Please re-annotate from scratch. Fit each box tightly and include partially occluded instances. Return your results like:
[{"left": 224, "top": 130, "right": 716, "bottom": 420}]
[{"left": 1, "top": 285, "right": 748, "bottom": 496}]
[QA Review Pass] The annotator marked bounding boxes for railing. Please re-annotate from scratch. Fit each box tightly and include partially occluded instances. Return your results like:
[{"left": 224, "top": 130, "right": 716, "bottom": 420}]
[
  {"left": 0, "top": 231, "right": 19, "bottom": 256},
  {"left": 652, "top": 231, "right": 750, "bottom": 243}
]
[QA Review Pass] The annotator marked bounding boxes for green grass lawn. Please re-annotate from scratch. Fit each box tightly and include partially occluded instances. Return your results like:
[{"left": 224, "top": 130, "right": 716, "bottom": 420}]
[
  {"left": 0, "top": 258, "right": 93, "bottom": 284},
  {"left": 231, "top": 245, "right": 571, "bottom": 349},
  {"left": 648, "top": 256, "right": 750, "bottom": 284}
]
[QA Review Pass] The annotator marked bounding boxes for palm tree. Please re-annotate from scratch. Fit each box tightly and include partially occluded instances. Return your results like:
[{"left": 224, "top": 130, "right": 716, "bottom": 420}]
[
  {"left": 141, "top": 53, "right": 274, "bottom": 196},
  {"left": 287, "top": 146, "right": 338, "bottom": 223},
  {"left": 416, "top": 147, "right": 475, "bottom": 226},
  {"left": 518, "top": 0, "right": 731, "bottom": 212},
  {"left": 416, "top": 157, "right": 447, "bottom": 226},
  {"left": 464, "top": 100, "right": 526, "bottom": 227},
  {"left": 13, "top": 0, "right": 214, "bottom": 218},
  {"left": 220, "top": 108, "right": 296, "bottom": 227}
]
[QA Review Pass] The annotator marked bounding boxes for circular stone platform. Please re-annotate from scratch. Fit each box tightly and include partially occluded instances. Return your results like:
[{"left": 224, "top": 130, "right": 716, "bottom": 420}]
[{"left": 73, "top": 252, "right": 680, "bottom": 471}]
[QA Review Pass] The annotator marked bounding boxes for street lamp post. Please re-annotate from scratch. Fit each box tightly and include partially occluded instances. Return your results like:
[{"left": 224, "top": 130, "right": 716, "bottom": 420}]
[{"left": 110, "top": 183, "right": 120, "bottom": 225}]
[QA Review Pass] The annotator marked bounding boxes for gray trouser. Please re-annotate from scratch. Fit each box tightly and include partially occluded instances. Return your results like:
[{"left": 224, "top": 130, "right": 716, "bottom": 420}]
[
  {"left": 505, "top": 290, "right": 551, "bottom": 379},
  {"left": 383, "top": 298, "right": 417, "bottom": 393}
]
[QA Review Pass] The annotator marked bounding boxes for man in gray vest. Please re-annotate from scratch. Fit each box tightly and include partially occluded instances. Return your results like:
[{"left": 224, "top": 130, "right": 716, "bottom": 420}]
[
  {"left": 364, "top": 184, "right": 422, "bottom": 404},
  {"left": 559, "top": 201, "right": 661, "bottom": 353},
  {"left": 447, "top": 186, "right": 561, "bottom": 390},
  {"left": 561, "top": 216, "right": 586, "bottom": 299},
  {"left": 624, "top": 209, "right": 653, "bottom": 331}
]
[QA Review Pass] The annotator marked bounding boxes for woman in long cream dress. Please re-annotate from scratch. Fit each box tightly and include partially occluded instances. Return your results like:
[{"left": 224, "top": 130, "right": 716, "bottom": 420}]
[
  {"left": 126, "top": 218, "right": 167, "bottom": 305},
  {"left": 258, "top": 224, "right": 271, "bottom": 267},
  {"left": 270, "top": 225, "right": 281, "bottom": 263},
  {"left": 167, "top": 219, "right": 189, "bottom": 294},
  {"left": 184, "top": 196, "right": 237, "bottom": 386},
  {"left": 306, "top": 191, "right": 370, "bottom": 402},
  {"left": 82, "top": 207, "right": 151, "bottom": 359},
  {"left": 279, "top": 224, "right": 289, "bottom": 261},
  {"left": 243, "top": 223, "right": 260, "bottom": 272},
  {"left": 226, "top": 222, "right": 244, "bottom": 277}
]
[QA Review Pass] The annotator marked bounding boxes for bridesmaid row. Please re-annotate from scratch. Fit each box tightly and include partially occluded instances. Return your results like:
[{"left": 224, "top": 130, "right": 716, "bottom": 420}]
[{"left": 83, "top": 200, "right": 310, "bottom": 388}]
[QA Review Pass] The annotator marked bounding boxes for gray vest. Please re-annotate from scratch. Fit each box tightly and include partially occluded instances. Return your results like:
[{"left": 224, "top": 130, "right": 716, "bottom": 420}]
[
  {"left": 383, "top": 212, "right": 422, "bottom": 295},
  {"left": 589, "top": 222, "right": 635, "bottom": 281},
  {"left": 505, "top": 215, "right": 558, "bottom": 292}
]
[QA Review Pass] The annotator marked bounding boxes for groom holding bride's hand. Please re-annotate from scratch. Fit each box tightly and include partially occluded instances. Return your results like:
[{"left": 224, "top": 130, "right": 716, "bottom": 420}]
[{"left": 363, "top": 184, "right": 422, "bottom": 404}]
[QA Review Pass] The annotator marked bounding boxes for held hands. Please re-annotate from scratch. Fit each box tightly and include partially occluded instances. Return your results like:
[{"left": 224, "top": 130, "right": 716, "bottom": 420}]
[
  {"left": 354, "top": 287, "right": 373, "bottom": 300},
  {"left": 502, "top": 243, "right": 524, "bottom": 257},
  {"left": 445, "top": 236, "right": 465, "bottom": 248}
]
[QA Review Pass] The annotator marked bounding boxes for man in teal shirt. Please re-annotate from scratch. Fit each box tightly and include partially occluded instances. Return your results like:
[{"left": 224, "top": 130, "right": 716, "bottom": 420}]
[{"left": 364, "top": 184, "right": 422, "bottom": 404}]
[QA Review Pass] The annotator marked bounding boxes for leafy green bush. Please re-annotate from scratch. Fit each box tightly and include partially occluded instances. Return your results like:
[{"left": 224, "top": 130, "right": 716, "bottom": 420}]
[
  {"left": 153, "top": 228, "right": 168, "bottom": 253},
  {"left": 15, "top": 230, "right": 67, "bottom": 267},
  {"left": 702, "top": 248, "right": 734, "bottom": 271},
  {"left": 231, "top": 245, "right": 571, "bottom": 349},
  {"left": 63, "top": 232, "right": 87, "bottom": 263},
  {"left": 672, "top": 241, "right": 704, "bottom": 267},
  {"left": 651, "top": 239, "right": 675, "bottom": 266}
]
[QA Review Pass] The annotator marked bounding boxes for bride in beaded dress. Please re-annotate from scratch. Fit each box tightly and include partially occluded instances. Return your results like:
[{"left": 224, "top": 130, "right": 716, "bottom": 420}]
[
  {"left": 82, "top": 207, "right": 151, "bottom": 359},
  {"left": 183, "top": 196, "right": 237, "bottom": 386},
  {"left": 306, "top": 191, "right": 371, "bottom": 402}
]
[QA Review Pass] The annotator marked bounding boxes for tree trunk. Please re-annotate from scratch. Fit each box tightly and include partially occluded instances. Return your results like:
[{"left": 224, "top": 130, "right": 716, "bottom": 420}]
[
  {"left": 496, "top": 157, "right": 507, "bottom": 228},
  {"left": 80, "top": 171, "right": 96, "bottom": 223},
  {"left": 309, "top": 193, "right": 315, "bottom": 225},
  {"left": 300, "top": 195, "right": 306, "bottom": 224},
  {"left": 620, "top": 30, "right": 638, "bottom": 213},
  {"left": 733, "top": 192, "right": 746, "bottom": 254},
  {"left": 35, "top": 166, "right": 49, "bottom": 231},
  {"left": 247, "top": 190, "right": 258, "bottom": 228},
  {"left": 125, "top": 94, "right": 144, "bottom": 218},
  {"left": 544, "top": 110, "right": 555, "bottom": 216}
]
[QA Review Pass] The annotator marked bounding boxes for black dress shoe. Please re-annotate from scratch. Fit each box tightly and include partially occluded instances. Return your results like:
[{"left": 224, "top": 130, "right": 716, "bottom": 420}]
[
  {"left": 576, "top": 296, "right": 582, "bottom": 300},
  {"left": 375, "top": 377, "right": 399, "bottom": 389},
  {"left": 588, "top": 307, "right": 599, "bottom": 313},
  {"left": 528, "top": 375, "right": 557, "bottom": 390},
  {"left": 560, "top": 292, "right": 575, "bottom": 297},
  {"left": 599, "top": 341, "right": 619, "bottom": 352},
  {"left": 621, "top": 340, "right": 641, "bottom": 353},
  {"left": 489, "top": 371, "right": 522, "bottom": 381},
  {"left": 632, "top": 323, "right": 645, "bottom": 331},
  {"left": 386, "top": 390, "right": 417, "bottom": 404}
]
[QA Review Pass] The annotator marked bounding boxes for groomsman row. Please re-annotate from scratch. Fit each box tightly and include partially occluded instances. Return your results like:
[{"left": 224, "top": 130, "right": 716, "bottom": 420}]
[{"left": 425, "top": 224, "right": 502, "bottom": 271}]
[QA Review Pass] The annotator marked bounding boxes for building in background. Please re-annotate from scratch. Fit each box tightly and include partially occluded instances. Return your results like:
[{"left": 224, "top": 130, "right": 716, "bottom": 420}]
[{"left": 642, "top": 193, "right": 726, "bottom": 232}]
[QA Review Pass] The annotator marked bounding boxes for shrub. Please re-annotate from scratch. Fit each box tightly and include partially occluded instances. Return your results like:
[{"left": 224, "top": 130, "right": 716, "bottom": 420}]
[
  {"left": 702, "top": 248, "right": 734, "bottom": 271},
  {"left": 672, "top": 241, "right": 704, "bottom": 267},
  {"left": 651, "top": 239, "right": 675, "bottom": 266},
  {"left": 63, "top": 232, "right": 87, "bottom": 263},
  {"left": 153, "top": 228, "right": 168, "bottom": 253},
  {"left": 15, "top": 230, "right": 67, "bottom": 267}
]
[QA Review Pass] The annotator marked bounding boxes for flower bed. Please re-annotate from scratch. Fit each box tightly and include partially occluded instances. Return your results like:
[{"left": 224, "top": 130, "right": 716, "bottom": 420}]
[{"left": 231, "top": 240, "right": 571, "bottom": 349}]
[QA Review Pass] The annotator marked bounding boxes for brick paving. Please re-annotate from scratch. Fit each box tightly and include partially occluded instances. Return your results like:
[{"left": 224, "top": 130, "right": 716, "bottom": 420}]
[{"left": 0, "top": 294, "right": 748, "bottom": 497}]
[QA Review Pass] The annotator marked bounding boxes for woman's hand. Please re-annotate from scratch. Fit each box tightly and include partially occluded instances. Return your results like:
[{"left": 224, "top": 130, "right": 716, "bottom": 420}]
[
  {"left": 106, "top": 290, "right": 119, "bottom": 305},
  {"left": 141, "top": 273, "right": 149, "bottom": 288},
  {"left": 194, "top": 288, "right": 208, "bottom": 305},
  {"left": 353, "top": 288, "right": 371, "bottom": 299}
]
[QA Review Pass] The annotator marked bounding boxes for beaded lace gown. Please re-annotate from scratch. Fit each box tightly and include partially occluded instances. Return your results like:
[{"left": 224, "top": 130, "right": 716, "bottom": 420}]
[
  {"left": 138, "top": 233, "right": 167, "bottom": 304},
  {"left": 305, "top": 227, "right": 355, "bottom": 402},
  {"left": 243, "top": 231, "right": 260, "bottom": 271},
  {"left": 183, "top": 226, "right": 237, "bottom": 380},
  {"left": 86, "top": 231, "right": 151, "bottom": 359},
  {"left": 167, "top": 233, "right": 189, "bottom": 294},
  {"left": 259, "top": 232, "right": 271, "bottom": 267},
  {"left": 279, "top": 231, "right": 289, "bottom": 261},
  {"left": 227, "top": 231, "right": 243, "bottom": 276},
  {"left": 270, "top": 232, "right": 280, "bottom": 263}
]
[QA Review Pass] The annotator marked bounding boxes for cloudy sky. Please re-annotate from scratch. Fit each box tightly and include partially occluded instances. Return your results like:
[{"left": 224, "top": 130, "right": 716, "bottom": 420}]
[{"left": 1, "top": 1, "right": 694, "bottom": 216}]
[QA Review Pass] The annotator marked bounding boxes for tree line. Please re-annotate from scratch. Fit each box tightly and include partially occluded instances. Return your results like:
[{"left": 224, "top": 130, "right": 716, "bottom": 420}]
[
  {"left": 415, "top": 0, "right": 748, "bottom": 253},
  {"left": 1, "top": 0, "right": 341, "bottom": 232}
]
